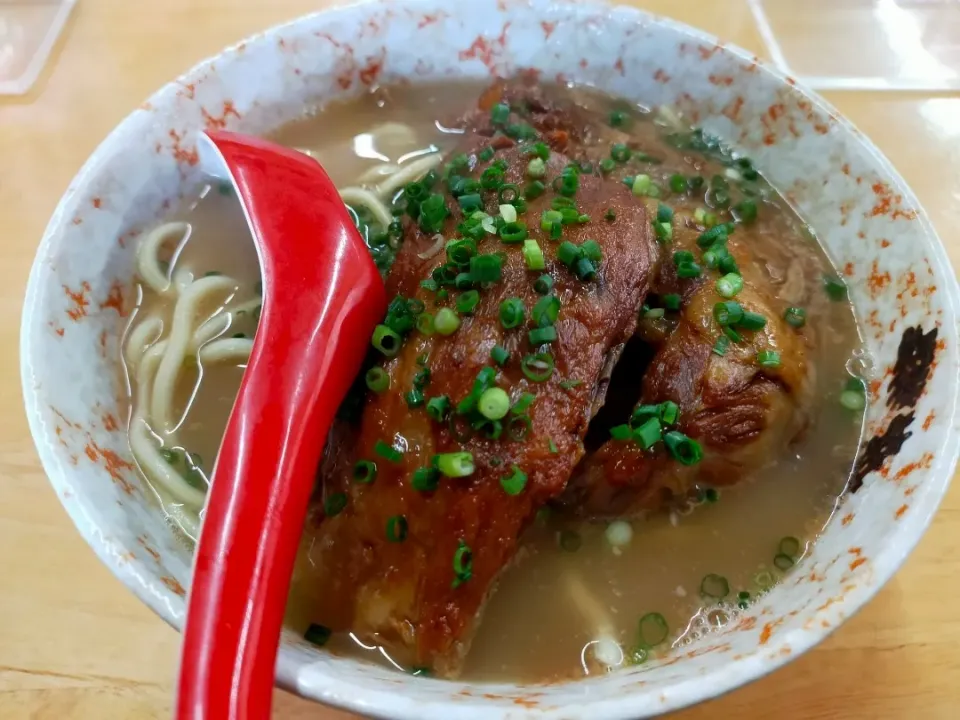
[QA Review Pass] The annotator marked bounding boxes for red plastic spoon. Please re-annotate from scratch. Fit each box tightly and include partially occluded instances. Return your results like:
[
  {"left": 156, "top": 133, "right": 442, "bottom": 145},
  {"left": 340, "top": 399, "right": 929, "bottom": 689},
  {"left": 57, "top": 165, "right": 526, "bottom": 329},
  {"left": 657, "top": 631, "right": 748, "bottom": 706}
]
[{"left": 175, "top": 131, "right": 386, "bottom": 720}]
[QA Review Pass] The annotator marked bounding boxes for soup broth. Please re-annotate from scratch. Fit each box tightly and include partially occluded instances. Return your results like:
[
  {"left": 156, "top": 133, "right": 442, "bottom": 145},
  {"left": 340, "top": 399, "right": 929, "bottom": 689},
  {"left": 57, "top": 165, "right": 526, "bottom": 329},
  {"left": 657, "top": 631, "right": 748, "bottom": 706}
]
[{"left": 122, "top": 80, "right": 866, "bottom": 683}]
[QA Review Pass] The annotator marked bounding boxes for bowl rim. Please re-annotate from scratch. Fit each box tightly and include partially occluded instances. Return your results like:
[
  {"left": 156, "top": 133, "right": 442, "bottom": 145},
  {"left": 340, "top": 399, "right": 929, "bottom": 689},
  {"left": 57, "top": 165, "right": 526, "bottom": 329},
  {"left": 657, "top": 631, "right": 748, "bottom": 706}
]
[{"left": 20, "top": 0, "right": 960, "bottom": 718}]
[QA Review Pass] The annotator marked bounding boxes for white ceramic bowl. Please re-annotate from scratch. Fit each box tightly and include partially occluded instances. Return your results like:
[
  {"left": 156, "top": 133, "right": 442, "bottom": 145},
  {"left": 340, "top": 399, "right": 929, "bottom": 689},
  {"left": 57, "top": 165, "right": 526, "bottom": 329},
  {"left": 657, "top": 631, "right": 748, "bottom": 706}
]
[{"left": 20, "top": 1, "right": 960, "bottom": 717}]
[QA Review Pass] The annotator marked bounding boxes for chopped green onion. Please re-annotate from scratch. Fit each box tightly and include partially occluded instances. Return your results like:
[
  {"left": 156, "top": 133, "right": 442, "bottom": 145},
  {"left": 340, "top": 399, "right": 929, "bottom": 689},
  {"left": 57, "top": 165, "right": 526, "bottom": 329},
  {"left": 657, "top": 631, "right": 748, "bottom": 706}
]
[
  {"left": 840, "top": 389, "right": 867, "bottom": 411},
  {"left": 436, "top": 452, "right": 475, "bottom": 478},
  {"left": 600, "top": 157, "right": 616, "bottom": 175},
  {"left": 557, "top": 241, "right": 581, "bottom": 267},
  {"left": 499, "top": 222, "right": 528, "bottom": 244},
  {"left": 676, "top": 261, "right": 702, "bottom": 279},
  {"left": 324, "top": 492, "right": 347, "bottom": 517},
  {"left": 540, "top": 210, "right": 563, "bottom": 231},
  {"left": 663, "top": 431, "right": 703, "bottom": 465},
  {"left": 718, "top": 255, "right": 739, "bottom": 275},
  {"left": 375, "top": 440, "right": 403, "bottom": 463},
  {"left": 499, "top": 298, "right": 526, "bottom": 329},
  {"left": 456, "top": 290, "right": 480, "bottom": 315},
  {"left": 526, "top": 141, "right": 550, "bottom": 159},
  {"left": 532, "top": 295, "right": 561, "bottom": 327},
  {"left": 521, "top": 352, "right": 554, "bottom": 382},
  {"left": 452, "top": 540, "right": 473, "bottom": 587},
  {"left": 660, "top": 401, "right": 680, "bottom": 425},
  {"left": 638, "top": 612, "right": 669, "bottom": 648},
  {"left": 458, "top": 193, "right": 483, "bottom": 213},
  {"left": 700, "top": 574, "right": 730, "bottom": 599},
  {"left": 491, "top": 102, "right": 510, "bottom": 124},
  {"left": 734, "top": 199, "right": 758, "bottom": 224},
  {"left": 739, "top": 312, "right": 767, "bottom": 331},
  {"left": 697, "top": 224, "right": 730, "bottom": 248},
  {"left": 716, "top": 273, "right": 744, "bottom": 298},
  {"left": 609, "top": 110, "right": 629, "bottom": 127},
  {"left": 386, "top": 515, "right": 408, "bottom": 543},
  {"left": 304, "top": 623, "right": 332, "bottom": 647},
  {"left": 365, "top": 367, "right": 389, "bottom": 393},
  {"left": 500, "top": 465, "right": 528, "bottom": 496},
  {"left": 470, "top": 253, "right": 503, "bottom": 282},
  {"left": 663, "top": 293, "right": 681, "bottom": 311},
  {"left": 524, "top": 180, "right": 546, "bottom": 199},
  {"left": 713, "top": 301, "right": 745, "bottom": 326},
  {"left": 723, "top": 326, "right": 743, "bottom": 343},
  {"left": 610, "top": 424, "right": 632, "bottom": 441},
  {"left": 559, "top": 529, "right": 582, "bottom": 552},
  {"left": 656, "top": 204, "right": 674, "bottom": 224},
  {"left": 426, "top": 395, "right": 451, "bottom": 422},
  {"left": 779, "top": 536, "right": 802, "bottom": 558},
  {"left": 580, "top": 240, "right": 602, "bottom": 262},
  {"left": 559, "top": 379, "right": 582, "bottom": 390},
  {"left": 633, "top": 417, "right": 662, "bottom": 450},
  {"left": 784, "top": 307, "right": 806, "bottom": 328},
  {"left": 644, "top": 308, "right": 665, "bottom": 319},
  {"left": 416, "top": 313, "right": 435, "bottom": 335},
  {"left": 405, "top": 388, "right": 425, "bottom": 408},
  {"left": 713, "top": 335, "right": 730, "bottom": 356},
  {"left": 491, "top": 345, "right": 510, "bottom": 366},
  {"left": 527, "top": 157, "right": 546, "bottom": 179},
  {"left": 669, "top": 174, "right": 687, "bottom": 193},
  {"left": 757, "top": 350, "right": 781, "bottom": 368},
  {"left": 574, "top": 256, "right": 597, "bottom": 281},
  {"left": 478, "top": 387, "right": 510, "bottom": 420},
  {"left": 353, "top": 460, "right": 377, "bottom": 484},
  {"left": 499, "top": 203, "right": 518, "bottom": 224},
  {"left": 823, "top": 274, "right": 848, "bottom": 301},
  {"left": 498, "top": 184, "right": 520, "bottom": 204},
  {"left": 434, "top": 307, "right": 461, "bottom": 336},
  {"left": 673, "top": 250, "right": 695, "bottom": 265},
  {"left": 507, "top": 414, "right": 532, "bottom": 441},
  {"left": 454, "top": 272, "right": 473, "bottom": 290},
  {"left": 511, "top": 392, "right": 535, "bottom": 415},
  {"left": 604, "top": 208, "right": 617, "bottom": 222},
  {"left": 611, "top": 143, "right": 632, "bottom": 163},
  {"left": 523, "top": 239, "right": 545, "bottom": 270},
  {"left": 631, "top": 174, "right": 652, "bottom": 196},
  {"left": 774, "top": 553, "right": 795, "bottom": 570},
  {"left": 371, "top": 325, "right": 402, "bottom": 356},
  {"left": 534, "top": 274, "right": 554, "bottom": 295},
  {"left": 479, "top": 146, "right": 495, "bottom": 162},
  {"left": 446, "top": 238, "right": 477, "bottom": 266},
  {"left": 411, "top": 466, "right": 440, "bottom": 492},
  {"left": 528, "top": 326, "right": 558, "bottom": 345}
]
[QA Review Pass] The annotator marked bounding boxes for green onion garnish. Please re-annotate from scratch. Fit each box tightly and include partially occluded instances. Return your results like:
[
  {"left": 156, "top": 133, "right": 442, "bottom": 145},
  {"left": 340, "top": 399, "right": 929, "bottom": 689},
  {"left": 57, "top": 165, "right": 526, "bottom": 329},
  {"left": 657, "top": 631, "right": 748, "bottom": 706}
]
[
  {"left": 524, "top": 180, "right": 546, "bottom": 200},
  {"left": 633, "top": 417, "right": 662, "bottom": 450},
  {"left": 774, "top": 553, "right": 795, "bottom": 570},
  {"left": 557, "top": 241, "right": 580, "bottom": 267},
  {"left": 528, "top": 326, "right": 557, "bottom": 345},
  {"left": 779, "top": 536, "right": 802, "bottom": 558},
  {"left": 580, "top": 240, "right": 602, "bottom": 262},
  {"left": 456, "top": 290, "right": 480, "bottom": 315},
  {"left": 435, "top": 452, "right": 475, "bottom": 478},
  {"left": 523, "top": 239, "right": 545, "bottom": 270},
  {"left": 608, "top": 110, "right": 628, "bottom": 127},
  {"left": 656, "top": 204, "right": 674, "bottom": 224},
  {"left": 304, "top": 623, "right": 332, "bottom": 647},
  {"left": 669, "top": 174, "right": 687, "bottom": 193},
  {"left": 353, "top": 460, "right": 377, "bottom": 484},
  {"left": 434, "top": 308, "right": 460, "bottom": 336},
  {"left": 405, "top": 388, "right": 425, "bottom": 408},
  {"left": 375, "top": 440, "right": 403, "bottom": 463},
  {"left": 840, "top": 386, "right": 867, "bottom": 411},
  {"left": 610, "top": 424, "right": 632, "bottom": 441},
  {"left": 757, "top": 350, "right": 781, "bottom": 368},
  {"left": 559, "top": 379, "right": 582, "bottom": 390},
  {"left": 713, "top": 335, "right": 730, "bottom": 356},
  {"left": 365, "top": 367, "right": 389, "bottom": 393},
  {"left": 739, "top": 312, "right": 767, "bottom": 331},
  {"left": 735, "top": 199, "right": 758, "bottom": 224},
  {"left": 823, "top": 274, "right": 848, "bottom": 301},
  {"left": 575, "top": 256, "right": 597, "bottom": 281},
  {"left": 324, "top": 492, "right": 347, "bottom": 517},
  {"left": 411, "top": 466, "right": 440, "bottom": 492},
  {"left": 663, "top": 431, "right": 703, "bottom": 465},
  {"left": 386, "top": 515, "right": 408, "bottom": 543},
  {"left": 531, "top": 295, "right": 560, "bottom": 327},
  {"left": 426, "top": 395, "right": 451, "bottom": 422},
  {"left": 452, "top": 540, "right": 473, "bottom": 587},
  {"left": 498, "top": 221, "right": 527, "bottom": 244},
  {"left": 716, "top": 273, "right": 744, "bottom": 298},
  {"left": 498, "top": 184, "right": 520, "bottom": 204},
  {"left": 416, "top": 313, "right": 435, "bottom": 335},
  {"left": 507, "top": 414, "right": 533, "bottom": 441},
  {"left": 713, "top": 301, "right": 745, "bottom": 327},
  {"left": 478, "top": 146, "right": 495, "bottom": 162},
  {"left": 638, "top": 612, "right": 669, "bottom": 648},
  {"left": 470, "top": 253, "right": 503, "bottom": 282},
  {"left": 660, "top": 401, "right": 680, "bottom": 425},
  {"left": 611, "top": 143, "right": 632, "bottom": 163},
  {"left": 676, "top": 261, "right": 702, "bottom": 279},
  {"left": 663, "top": 293, "right": 681, "bottom": 310},
  {"left": 600, "top": 157, "right": 616, "bottom": 175},
  {"left": 500, "top": 465, "right": 528, "bottom": 496},
  {"left": 540, "top": 209, "right": 564, "bottom": 231},
  {"left": 527, "top": 157, "right": 546, "bottom": 179},
  {"left": 511, "top": 392, "right": 535, "bottom": 414},
  {"left": 490, "top": 345, "right": 510, "bottom": 366},
  {"left": 520, "top": 353, "right": 554, "bottom": 382},
  {"left": 371, "top": 324, "right": 402, "bottom": 356},
  {"left": 478, "top": 387, "right": 510, "bottom": 421},
  {"left": 697, "top": 224, "right": 730, "bottom": 248},
  {"left": 784, "top": 307, "right": 806, "bottom": 328},
  {"left": 490, "top": 102, "right": 510, "bottom": 124},
  {"left": 447, "top": 238, "right": 477, "bottom": 266},
  {"left": 499, "top": 298, "right": 526, "bottom": 329},
  {"left": 534, "top": 274, "right": 554, "bottom": 295},
  {"left": 700, "top": 574, "right": 730, "bottom": 599}
]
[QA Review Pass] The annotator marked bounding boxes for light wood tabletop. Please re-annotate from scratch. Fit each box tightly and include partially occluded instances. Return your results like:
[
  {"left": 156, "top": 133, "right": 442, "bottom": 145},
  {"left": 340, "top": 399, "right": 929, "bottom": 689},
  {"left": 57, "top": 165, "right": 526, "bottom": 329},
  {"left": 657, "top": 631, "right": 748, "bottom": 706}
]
[{"left": 2, "top": 1, "right": 959, "bottom": 718}]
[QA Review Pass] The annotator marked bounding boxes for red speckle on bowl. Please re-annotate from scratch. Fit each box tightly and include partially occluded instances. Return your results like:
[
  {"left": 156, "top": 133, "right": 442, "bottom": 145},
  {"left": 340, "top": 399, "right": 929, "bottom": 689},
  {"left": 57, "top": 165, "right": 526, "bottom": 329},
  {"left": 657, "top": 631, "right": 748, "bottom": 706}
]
[
  {"left": 92, "top": 197, "right": 102, "bottom": 209},
  {"left": 168, "top": 129, "right": 199, "bottom": 166},
  {"left": 99, "top": 280, "right": 127, "bottom": 316},
  {"left": 893, "top": 451, "right": 935, "bottom": 481},
  {"left": 360, "top": 48, "right": 387, "bottom": 85},
  {"left": 137, "top": 536, "right": 162, "bottom": 563},
  {"left": 722, "top": 96, "right": 744, "bottom": 122},
  {"left": 102, "top": 412, "right": 119, "bottom": 432},
  {"left": 697, "top": 44, "right": 720, "bottom": 60},
  {"left": 923, "top": 410, "right": 936, "bottom": 430},
  {"left": 653, "top": 68, "right": 671, "bottom": 84},
  {"left": 894, "top": 504, "right": 909, "bottom": 520},
  {"left": 83, "top": 440, "right": 136, "bottom": 495},
  {"left": 579, "top": 58, "right": 588, "bottom": 69},
  {"left": 63, "top": 282, "right": 92, "bottom": 321},
  {"left": 418, "top": 11, "right": 448, "bottom": 29},
  {"left": 709, "top": 74, "right": 734, "bottom": 86},
  {"left": 841, "top": 512, "right": 854, "bottom": 526},
  {"left": 459, "top": 24, "right": 511, "bottom": 75},
  {"left": 614, "top": 57, "right": 625, "bottom": 75},
  {"left": 176, "top": 82, "right": 197, "bottom": 100},
  {"left": 849, "top": 556, "right": 868, "bottom": 571},
  {"left": 540, "top": 20, "right": 556, "bottom": 39},
  {"left": 161, "top": 576, "right": 186, "bottom": 597},
  {"left": 867, "top": 260, "right": 892, "bottom": 297},
  {"left": 759, "top": 618, "right": 783, "bottom": 645},
  {"left": 71, "top": 216, "right": 82, "bottom": 225},
  {"left": 201, "top": 100, "right": 241, "bottom": 131}
]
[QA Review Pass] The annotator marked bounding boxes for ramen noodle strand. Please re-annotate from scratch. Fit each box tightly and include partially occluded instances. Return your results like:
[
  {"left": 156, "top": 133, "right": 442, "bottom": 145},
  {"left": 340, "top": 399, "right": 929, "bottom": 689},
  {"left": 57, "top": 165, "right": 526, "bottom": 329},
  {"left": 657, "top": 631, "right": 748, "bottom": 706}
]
[{"left": 136, "top": 222, "right": 190, "bottom": 296}]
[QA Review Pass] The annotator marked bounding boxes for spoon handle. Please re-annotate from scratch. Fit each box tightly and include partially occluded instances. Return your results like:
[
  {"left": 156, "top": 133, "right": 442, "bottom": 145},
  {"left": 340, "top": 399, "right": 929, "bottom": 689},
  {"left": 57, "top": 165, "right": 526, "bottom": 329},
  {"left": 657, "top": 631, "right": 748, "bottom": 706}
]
[{"left": 176, "top": 132, "right": 385, "bottom": 720}]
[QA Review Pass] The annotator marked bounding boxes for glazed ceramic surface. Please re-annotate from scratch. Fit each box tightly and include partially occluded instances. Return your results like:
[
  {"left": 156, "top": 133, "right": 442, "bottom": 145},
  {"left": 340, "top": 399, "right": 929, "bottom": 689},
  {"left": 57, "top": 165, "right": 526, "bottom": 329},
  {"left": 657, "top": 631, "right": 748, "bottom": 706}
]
[{"left": 20, "top": 1, "right": 960, "bottom": 718}]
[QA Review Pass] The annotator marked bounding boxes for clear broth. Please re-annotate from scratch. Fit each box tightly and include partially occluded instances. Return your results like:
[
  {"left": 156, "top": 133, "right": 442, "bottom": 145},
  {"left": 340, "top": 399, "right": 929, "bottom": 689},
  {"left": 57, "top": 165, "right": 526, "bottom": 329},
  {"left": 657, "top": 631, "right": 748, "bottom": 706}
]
[{"left": 124, "top": 81, "right": 865, "bottom": 683}]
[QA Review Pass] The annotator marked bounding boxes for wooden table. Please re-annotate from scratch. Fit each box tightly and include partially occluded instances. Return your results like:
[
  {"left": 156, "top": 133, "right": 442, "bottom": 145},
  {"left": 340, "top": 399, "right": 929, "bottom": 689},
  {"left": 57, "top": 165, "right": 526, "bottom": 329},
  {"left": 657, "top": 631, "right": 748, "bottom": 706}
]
[{"left": 2, "top": 1, "right": 958, "bottom": 717}]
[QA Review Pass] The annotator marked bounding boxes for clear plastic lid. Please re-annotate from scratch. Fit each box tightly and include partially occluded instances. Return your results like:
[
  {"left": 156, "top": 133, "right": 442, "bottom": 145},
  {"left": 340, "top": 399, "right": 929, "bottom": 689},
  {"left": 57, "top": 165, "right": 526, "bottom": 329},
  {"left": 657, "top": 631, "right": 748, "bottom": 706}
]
[
  {"left": 752, "top": 0, "right": 960, "bottom": 91},
  {"left": 0, "top": 0, "right": 76, "bottom": 95}
]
